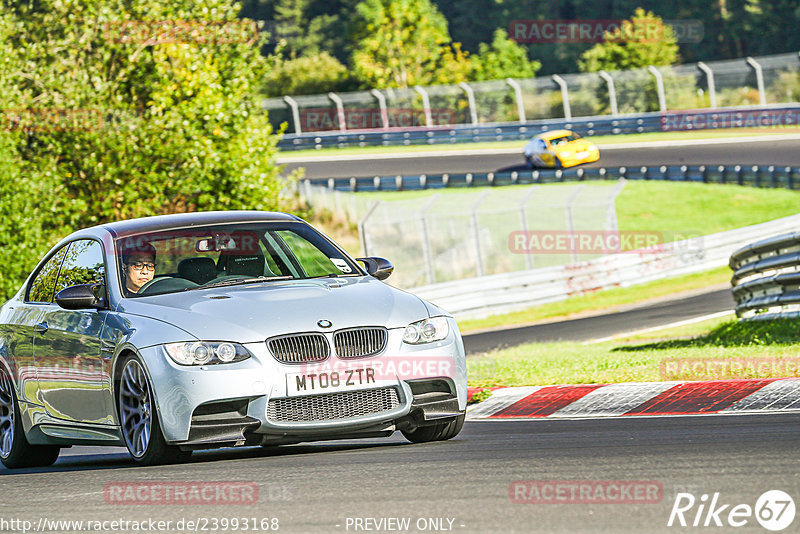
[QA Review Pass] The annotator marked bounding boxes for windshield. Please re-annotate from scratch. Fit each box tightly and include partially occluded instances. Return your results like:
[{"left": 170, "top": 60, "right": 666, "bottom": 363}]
[
  {"left": 548, "top": 133, "right": 581, "bottom": 147},
  {"left": 115, "top": 222, "right": 361, "bottom": 297}
]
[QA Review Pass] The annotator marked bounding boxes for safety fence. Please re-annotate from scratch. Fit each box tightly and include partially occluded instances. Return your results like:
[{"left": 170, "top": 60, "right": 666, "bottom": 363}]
[
  {"left": 299, "top": 180, "right": 624, "bottom": 288},
  {"left": 412, "top": 214, "right": 800, "bottom": 320},
  {"left": 302, "top": 163, "right": 800, "bottom": 193},
  {"left": 730, "top": 233, "right": 800, "bottom": 320},
  {"left": 277, "top": 104, "right": 800, "bottom": 151},
  {"left": 268, "top": 52, "right": 800, "bottom": 150}
]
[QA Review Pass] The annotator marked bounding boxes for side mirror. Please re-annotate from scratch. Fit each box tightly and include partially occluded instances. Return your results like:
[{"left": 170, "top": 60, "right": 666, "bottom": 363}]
[
  {"left": 55, "top": 283, "right": 106, "bottom": 310},
  {"left": 356, "top": 257, "right": 394, "bottom": 281}
]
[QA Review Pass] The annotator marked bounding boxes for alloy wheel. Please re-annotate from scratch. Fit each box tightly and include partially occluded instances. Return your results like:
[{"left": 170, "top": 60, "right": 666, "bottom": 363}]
[
  {"left": 0, "top": 367, "right": 14, "bottom": 459},
  {"left": 119, "top": 359, "right": 152, "bottom": 458}
]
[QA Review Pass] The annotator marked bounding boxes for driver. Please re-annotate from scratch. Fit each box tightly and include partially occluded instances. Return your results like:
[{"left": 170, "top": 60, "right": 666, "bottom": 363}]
[{"left": 119, "top": 242, "right": 157, "bottom": 297}]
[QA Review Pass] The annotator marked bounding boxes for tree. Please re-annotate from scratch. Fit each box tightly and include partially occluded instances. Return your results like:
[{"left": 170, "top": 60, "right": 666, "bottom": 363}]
[
  {"left": 469, "top": 28, "right": 540, "bottom": 81},
  {"left": 272, "top": 0, "right": 345, "bottom": 58},
  {"left": 0, "top": 10, "right": 61, "bottom": 301},
  {"left": 262, "top": 51, "right": 351, "bottom": 96},
  {"left": 579, "top": 8, "right": 680, "bottom": 72},
  {"left": 5, "top": 0, "right": 288, "bottom": 227},
  {"left": 350, "top": 0, "right": 470, "bottom": 88}
]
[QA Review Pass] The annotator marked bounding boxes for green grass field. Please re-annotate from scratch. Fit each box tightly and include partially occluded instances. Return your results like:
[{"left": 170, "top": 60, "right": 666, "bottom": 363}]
[
  {"left": 279, "top": 127, "right": 800, "bottom": 158},
  {"left": 467, "top": 317, "right": 800, "bottom": 387},
  {"left": 371, "top": 180, "right": 800, "bottom": 332},
  {"left": 362, "top": 181, "right": 800, "bottom": 235}
]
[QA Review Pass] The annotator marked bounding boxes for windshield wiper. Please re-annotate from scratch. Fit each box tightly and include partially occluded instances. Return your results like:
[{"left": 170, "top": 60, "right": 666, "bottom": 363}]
[
  {"left": 196, "top": 275, "right": 294, "bottom": 290},
  {"left": 306, "top": 273, "right": 360, "bottom": 279}
]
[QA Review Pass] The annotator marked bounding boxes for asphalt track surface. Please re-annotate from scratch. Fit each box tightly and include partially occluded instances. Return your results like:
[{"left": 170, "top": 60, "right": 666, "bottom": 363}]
[
  {"left": 282, "top": 138, "right": 800, "bottom": 179},
  {"left": 2, "top": 414, "right": 800, "bottom": 532},
  {"left": 462, "top": 288, "right": 734, "bottom": 355}
]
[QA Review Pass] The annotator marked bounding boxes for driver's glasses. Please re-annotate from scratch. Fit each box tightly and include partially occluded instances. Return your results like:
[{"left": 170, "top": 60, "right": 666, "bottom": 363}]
[{"left": 130, "top": 261, "right": 156, "bottom": 272}]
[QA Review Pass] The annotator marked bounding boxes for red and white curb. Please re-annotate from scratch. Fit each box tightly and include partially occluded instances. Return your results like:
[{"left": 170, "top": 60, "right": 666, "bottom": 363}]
[{"left": 466, "top": 378, "right": 800, "bottom": 420}]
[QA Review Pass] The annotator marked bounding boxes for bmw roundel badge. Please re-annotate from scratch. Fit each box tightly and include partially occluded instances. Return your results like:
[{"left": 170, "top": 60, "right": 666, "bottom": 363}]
[{"left": 317, "top": 320, "right": 332, "bottom": 328}]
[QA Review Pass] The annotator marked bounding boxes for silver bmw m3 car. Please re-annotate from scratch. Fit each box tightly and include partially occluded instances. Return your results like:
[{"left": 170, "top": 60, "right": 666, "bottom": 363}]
[{"left": 0, "top": 211, "right": 466, "bottom": 468}]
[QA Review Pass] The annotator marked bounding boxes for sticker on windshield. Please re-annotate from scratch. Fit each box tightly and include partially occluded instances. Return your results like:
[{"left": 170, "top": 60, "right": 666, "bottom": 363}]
[{"left": 331, "top": 258, "right": 352, "bottom": 273}]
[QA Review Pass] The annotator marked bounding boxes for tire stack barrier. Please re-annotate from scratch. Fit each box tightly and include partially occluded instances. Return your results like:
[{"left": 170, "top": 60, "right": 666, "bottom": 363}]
[{"left": 730, "top": 233, "right": 800, "bottom": 320}]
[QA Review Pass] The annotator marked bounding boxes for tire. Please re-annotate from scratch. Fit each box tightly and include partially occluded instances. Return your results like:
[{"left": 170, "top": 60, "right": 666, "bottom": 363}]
[
  {"left": 0, "top": 364, "right": 60, "bottom": 469},
  {"left": 401, "top": 412, "right": 465, "bottom": 444},
  {"left": 118, "top": 355, "right": 191, "bottom": 466},
  {"left": 554, "top": 156, "right": 564, "bottom": 169}
]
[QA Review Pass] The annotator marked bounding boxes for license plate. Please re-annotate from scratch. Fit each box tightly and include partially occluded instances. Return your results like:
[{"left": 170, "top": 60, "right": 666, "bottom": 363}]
[{"left": 286, "top": 367, "right": 377, "bottom": 396}]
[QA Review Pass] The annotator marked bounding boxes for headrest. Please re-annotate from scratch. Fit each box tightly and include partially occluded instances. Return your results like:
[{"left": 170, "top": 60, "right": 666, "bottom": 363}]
[{"left": 178, "top": 257, "right": 217, "bottom": 285}]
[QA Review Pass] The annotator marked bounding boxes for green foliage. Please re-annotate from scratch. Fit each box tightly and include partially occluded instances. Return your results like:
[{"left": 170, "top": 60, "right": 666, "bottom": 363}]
[
  {"left": 617, "top": 319, "right": 800, "bottom": 351},
  {"left": 350, "top": 0, "right": 470, "bottom": 88},
  {"left": 0, "top": 11, "right": 60, "bottom": 300},
  {"left": 7, "top": 0, "right": 286, "bottom": 224},
  {"left": 768, "top": 70, "right": 800, "bottom": 104},
  {"left": 579, "top": 8, "right": 680, "bottom": 73},
  {"left": 0, "top": 1, "right": 289, "bottom": 302},
  {"left": 469, "top": 29, "right": 539, "bottom": 82},
  {"left": 468, "top": 388, "right": 492, "bottom": 404},
  {"left": 470, "top": 28, "right": 542, "bottom": 81},
  {"left": 262, "top": 51, "right": 351, "bottom": 96},
  {"left": 272, "top": 0, "right": 348, "bottom": 58}
]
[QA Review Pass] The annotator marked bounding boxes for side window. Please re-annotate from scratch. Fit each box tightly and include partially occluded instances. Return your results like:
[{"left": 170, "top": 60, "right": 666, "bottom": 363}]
[
  {"left": 53, "top": 240, "right": 106, "bottom": 297},
  {"left": 275, "top": 230, "right": 343, "bottom": 277},
  {"left": 27, "top": 247, "right": 68, "bottom": 303}
]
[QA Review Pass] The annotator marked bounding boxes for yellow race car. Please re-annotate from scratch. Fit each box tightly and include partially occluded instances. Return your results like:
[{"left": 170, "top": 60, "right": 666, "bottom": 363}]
[{"left": 523, "top": 130, "right": 600, "bottom": 168}]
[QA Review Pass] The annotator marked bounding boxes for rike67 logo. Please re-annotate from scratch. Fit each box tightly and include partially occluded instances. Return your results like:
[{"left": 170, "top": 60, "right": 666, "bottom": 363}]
[{"left": 668, "top": 490, "right": 795, "bottom": 531}]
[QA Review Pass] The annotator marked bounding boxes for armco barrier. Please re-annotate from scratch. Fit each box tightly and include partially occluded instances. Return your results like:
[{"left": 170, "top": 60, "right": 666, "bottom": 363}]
[
  {"left": 410, "top": 214, "right": 800, "bottom": 320},
  {"left": 304, "top": 164, "right": 800, "bottom": 193},
  {"left": 278, "top": 104, "right": 800, "bottom": 151},
  {"left": 730, "top": 233, "right": 800, "bottom": 319}
]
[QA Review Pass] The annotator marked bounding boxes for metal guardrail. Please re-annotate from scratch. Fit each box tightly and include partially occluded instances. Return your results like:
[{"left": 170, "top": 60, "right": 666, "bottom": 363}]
[
  {"left": 413, "top": 214, "right": 800, "bottom": 319},
  {"left": 730, "top": 233, "right": 800, "bottom": 319},
  {"left": 279, "top": 111, "right": 662, "bottom": 150},
  {"left": 304, "top": 164, "right": 800, "bottom": 193},
  {"left": 278, "top": 103, "right": 800, "bottom": 151}
]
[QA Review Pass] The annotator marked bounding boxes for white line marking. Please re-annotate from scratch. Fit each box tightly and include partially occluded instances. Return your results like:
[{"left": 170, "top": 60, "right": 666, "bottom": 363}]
[
  {"left": 582, "top": 310, "right": 734, "bottom": 345},
  {"left": 277, "top": 133, "right": 800, "bottom": 163}
]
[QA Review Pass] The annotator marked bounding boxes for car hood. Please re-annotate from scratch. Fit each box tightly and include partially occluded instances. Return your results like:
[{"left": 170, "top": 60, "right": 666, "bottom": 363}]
[
  {"left": 116, "top": 276, "right": 430, "bottom": 343},
  {"left": 556, "top": 139, "right": 594, "bottom": 154}
]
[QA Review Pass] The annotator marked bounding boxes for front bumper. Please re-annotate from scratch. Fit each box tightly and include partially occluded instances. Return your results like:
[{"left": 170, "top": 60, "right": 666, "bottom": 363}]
[{"left": 141, "top": 318, "right": 467, "bottom": 445}]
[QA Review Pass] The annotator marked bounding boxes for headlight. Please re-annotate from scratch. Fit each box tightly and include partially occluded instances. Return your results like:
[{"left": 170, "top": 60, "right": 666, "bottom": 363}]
[
  {"left": 163, "top": 341, "right": 251, "bottom": 366},
  {"left": 403, "top": 317, "right": 449, "bottom": 344}
]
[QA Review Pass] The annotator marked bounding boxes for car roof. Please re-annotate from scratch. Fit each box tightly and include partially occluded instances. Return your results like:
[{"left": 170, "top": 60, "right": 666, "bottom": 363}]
[
  {"left": 95, "top": 211, "right": 303, "bottom": 238},
  {"left": 537, "top": 129, "right": 574, "bottom": 140}
]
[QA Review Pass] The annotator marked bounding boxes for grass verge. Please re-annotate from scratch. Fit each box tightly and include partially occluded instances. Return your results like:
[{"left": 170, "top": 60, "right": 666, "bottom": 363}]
[
  {"left": 467, "top": 317, "right": 800, "bottom": 387},
  {"left": 279, "top": 127, "right": 800, "bottom": 158}
]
